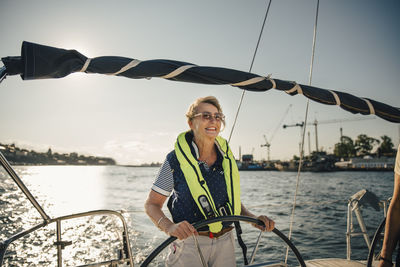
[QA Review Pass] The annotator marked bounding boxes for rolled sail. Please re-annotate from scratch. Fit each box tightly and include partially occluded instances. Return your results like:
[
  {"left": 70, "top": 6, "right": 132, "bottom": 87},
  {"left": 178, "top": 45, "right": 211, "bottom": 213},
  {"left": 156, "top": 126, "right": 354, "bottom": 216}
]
[{"left": 2, "top": 41, "right": 399, "bottom": 123}]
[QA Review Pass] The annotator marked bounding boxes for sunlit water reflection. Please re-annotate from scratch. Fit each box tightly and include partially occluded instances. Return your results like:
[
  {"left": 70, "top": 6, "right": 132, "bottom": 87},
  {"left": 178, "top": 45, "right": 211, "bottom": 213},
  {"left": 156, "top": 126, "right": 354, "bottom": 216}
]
[{"left": 0, "top": 166, "right": 394, "bottom": 266}]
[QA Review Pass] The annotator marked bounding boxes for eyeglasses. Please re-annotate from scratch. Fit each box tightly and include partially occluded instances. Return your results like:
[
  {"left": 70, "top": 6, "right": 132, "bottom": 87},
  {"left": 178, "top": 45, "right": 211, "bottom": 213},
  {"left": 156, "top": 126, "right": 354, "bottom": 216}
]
[{"left": 192, "top": 112, "right": 225, "bottom": 122}]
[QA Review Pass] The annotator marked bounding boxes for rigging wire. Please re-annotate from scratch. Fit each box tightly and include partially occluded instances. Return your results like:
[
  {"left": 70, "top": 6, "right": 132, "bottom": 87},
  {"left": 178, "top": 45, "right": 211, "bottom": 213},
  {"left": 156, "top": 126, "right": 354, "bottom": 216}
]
[
  {"left": 285, "top": 0, "right": 320, "bottom": 263},
  {"left": 228, "top": 0, "right": 273, "bottom": 143}
]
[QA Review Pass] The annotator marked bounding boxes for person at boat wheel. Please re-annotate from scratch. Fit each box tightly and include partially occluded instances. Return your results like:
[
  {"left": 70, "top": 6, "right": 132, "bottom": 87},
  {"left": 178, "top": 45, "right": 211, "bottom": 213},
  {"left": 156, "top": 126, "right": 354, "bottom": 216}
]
[
  {"left": 379, "top": 144, "right": 400, "bottom": 267},
  {"left": 145, "top": 96, "right": 275, "bottom": 266}
]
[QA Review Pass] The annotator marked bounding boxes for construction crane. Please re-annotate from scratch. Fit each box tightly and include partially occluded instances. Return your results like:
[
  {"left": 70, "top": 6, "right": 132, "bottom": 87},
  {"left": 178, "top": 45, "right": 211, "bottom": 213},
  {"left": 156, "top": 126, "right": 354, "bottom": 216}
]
[
  {"left": 261, "top": 104, "right": 292, "bottom": 161},
  {"left": 282, "top": 122, "right": 304, "bottom": 129},
  {"left": 282, "top": 122, "right": 305, "bottom": 157},
  {"left": 261, "top": 135, "right": 271, "bottom": 161},
  {"left": 283, "top": 117, "right": 375, "bottom": 152}
]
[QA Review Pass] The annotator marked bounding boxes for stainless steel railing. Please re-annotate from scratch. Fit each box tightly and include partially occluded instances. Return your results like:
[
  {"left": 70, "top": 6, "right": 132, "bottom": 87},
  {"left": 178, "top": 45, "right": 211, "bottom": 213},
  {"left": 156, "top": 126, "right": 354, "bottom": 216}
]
[{"left": 0, "top": 151, "right": 134, "bottom": 267}]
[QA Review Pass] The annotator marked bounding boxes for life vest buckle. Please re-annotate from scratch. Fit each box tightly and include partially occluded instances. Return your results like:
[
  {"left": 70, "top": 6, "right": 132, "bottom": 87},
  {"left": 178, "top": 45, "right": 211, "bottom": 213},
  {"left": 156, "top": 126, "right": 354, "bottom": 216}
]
[
  {"left": 219, "top": 206, "right": 228, "bottom": 216},
  {"left": 218, "top": 203, "right": 232, "bottom": 216}
]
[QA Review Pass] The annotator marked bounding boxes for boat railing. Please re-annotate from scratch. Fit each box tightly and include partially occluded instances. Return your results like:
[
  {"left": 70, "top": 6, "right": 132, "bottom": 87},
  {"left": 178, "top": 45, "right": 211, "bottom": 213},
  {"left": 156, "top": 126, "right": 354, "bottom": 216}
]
[
  {"left": 0, "top": 150, "right": 134, "bottom": 267},
  {"left": 1, "top": 209, "right": 134, "bottom": 267},
  {"left": 346, "top": 189, "right": 388, "bottom": 260}
]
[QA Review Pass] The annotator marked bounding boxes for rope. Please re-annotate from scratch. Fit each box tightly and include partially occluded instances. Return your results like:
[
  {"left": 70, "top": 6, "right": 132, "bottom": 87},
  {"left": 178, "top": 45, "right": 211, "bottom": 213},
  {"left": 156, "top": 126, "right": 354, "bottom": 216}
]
[
  {"left": 228, "top": 0, "right": 273, "bottom": 143},
  {"left": 285, "top": 0, "right": 320, "bottom": 263}
]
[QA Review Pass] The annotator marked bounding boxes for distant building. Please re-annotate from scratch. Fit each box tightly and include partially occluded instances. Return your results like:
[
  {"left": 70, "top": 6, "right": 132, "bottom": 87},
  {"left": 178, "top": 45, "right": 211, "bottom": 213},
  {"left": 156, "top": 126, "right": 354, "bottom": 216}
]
[
  {"left": 241, "top": 154, "right": 253, "bottom": 162},
  {"left": 335, "top": 157, "right": 395, "bottom": 171}
]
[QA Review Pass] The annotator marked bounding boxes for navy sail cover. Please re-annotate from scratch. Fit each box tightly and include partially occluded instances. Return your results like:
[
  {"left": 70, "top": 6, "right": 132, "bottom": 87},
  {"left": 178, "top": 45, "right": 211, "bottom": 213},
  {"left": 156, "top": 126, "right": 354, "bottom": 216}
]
[{"left": 2, "top": 41, "right": 399, "bottom": 123}]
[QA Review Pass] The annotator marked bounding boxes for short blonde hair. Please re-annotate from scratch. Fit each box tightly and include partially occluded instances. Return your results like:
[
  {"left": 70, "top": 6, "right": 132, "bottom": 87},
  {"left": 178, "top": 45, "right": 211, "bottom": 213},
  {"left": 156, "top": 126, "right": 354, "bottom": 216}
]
[{"left": 186, "top": 96, "right": 224, "bottom": 123}]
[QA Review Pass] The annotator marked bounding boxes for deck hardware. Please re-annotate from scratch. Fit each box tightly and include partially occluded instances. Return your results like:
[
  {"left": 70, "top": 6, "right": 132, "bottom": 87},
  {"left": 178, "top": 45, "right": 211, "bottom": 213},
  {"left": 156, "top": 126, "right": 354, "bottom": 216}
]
[{"left": 53, "top": 241, "right": 72, "bottom": 250}]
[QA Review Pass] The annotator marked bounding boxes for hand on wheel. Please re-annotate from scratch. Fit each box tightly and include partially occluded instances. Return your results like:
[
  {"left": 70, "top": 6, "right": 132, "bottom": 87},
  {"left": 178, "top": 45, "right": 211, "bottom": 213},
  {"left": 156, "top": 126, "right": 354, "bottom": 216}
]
[
  {"left": 166, "top": 221, "right": 198, "bottom": 240},
  {"left": 254, "top": 215, "right": 275, "bottom": 232}
]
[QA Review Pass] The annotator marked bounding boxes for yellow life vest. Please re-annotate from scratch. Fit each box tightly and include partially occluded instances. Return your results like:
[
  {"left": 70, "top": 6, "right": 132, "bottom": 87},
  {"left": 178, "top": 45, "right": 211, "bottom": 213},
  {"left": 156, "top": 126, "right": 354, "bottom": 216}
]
[{"left": 174, "top": 131, "right": 241, "bottom": 233}]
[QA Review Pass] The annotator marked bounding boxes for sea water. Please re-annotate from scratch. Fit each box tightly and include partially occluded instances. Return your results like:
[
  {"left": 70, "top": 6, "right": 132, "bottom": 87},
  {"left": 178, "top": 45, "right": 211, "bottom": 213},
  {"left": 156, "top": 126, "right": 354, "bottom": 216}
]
[{"left": 0, "top": 166, "right": 394, "bottom": 266}]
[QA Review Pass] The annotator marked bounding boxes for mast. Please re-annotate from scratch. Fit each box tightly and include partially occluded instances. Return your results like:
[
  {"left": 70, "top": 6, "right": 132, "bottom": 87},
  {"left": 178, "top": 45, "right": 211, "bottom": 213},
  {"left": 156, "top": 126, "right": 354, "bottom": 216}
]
[{"left": 314, "top": 120, "right": 319, "bottom": 152}]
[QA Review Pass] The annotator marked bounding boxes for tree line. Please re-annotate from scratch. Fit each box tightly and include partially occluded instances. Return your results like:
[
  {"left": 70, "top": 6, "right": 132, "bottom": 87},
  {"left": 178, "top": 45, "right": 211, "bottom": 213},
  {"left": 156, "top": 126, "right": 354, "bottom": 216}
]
[
  {"left": 0, "top": 143, "right": 116, "bottom": 165},
  {"left": 334, "top": 134, "right": 396, "bottom": 159}
]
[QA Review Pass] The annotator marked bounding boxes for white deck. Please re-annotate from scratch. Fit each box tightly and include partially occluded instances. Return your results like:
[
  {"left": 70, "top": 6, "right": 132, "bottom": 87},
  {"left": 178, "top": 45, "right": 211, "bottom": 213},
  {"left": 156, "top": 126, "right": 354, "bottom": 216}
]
[
  {"left": 305, "top": 258, "right": 378, "bottom": 267},
  {"left": 245, "top": 258, "right": 379, "bottom": 267}
]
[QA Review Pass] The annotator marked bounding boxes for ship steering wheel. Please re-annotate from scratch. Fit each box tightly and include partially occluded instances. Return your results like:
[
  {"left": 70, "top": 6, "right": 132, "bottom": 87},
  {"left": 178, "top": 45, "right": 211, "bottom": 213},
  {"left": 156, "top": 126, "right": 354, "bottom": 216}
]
[
  {"left": 367, "top": 217, "right": 386, "bottom": 267},
  {"left": 140, "top": 215, "right": 306, "bottom": 267}
]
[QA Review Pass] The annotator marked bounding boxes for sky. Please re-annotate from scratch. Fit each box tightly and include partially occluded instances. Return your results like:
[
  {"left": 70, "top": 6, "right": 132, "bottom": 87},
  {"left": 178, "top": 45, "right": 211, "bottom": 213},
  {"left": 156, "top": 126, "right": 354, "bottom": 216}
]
[{"left": 0, "top": 0, "right": 399, "bottom": 165}]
